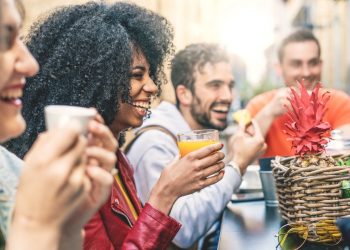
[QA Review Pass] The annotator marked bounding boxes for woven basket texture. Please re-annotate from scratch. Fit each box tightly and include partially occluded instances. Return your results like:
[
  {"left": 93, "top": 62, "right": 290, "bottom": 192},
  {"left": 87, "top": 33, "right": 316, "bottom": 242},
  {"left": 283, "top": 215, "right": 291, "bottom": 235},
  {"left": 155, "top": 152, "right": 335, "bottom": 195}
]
[{"left": 272, "top": 154, "right": 350, "bottom": 243}]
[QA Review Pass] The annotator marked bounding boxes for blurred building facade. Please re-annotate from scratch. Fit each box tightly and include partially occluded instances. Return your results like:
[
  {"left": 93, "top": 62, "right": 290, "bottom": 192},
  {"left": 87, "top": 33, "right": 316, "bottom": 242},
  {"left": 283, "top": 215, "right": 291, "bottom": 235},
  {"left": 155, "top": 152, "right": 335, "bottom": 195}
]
[
  {"left": 265, "top": 0, "right": 349, "bottom": 93},
  {"left": 23, "top": 0, "right": 350, "bottom": 101}
]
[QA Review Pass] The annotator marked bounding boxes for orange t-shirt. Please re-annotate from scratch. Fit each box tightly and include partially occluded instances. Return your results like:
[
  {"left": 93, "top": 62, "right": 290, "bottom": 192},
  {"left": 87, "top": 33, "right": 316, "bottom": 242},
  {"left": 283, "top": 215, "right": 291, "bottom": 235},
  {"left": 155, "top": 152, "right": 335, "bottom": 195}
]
[{"left": 246, "top": 88, "right": 350, "bottom": 157}]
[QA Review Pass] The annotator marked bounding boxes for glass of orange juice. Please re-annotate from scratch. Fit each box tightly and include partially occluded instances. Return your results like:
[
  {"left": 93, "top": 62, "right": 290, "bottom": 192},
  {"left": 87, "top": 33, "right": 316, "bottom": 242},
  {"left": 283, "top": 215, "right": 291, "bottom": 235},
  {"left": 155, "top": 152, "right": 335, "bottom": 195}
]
[{"left": 177, "top": 129, "right": 219, "bottom": 157}]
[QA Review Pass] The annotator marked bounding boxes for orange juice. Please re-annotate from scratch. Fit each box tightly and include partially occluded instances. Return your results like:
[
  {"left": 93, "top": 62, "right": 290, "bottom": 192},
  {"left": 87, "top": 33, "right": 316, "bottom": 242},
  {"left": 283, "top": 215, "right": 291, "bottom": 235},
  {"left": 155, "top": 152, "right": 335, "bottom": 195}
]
[{"left": 178, "top": 139, "right": 217, "bottom": 157}]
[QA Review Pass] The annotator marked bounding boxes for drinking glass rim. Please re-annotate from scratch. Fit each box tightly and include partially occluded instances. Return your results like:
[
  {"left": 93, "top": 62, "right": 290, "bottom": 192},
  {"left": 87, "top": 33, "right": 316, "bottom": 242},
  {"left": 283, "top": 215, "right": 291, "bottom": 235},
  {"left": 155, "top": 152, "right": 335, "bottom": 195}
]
[{"left": 177, "top": 129, "right": 219, "bottom": 137}]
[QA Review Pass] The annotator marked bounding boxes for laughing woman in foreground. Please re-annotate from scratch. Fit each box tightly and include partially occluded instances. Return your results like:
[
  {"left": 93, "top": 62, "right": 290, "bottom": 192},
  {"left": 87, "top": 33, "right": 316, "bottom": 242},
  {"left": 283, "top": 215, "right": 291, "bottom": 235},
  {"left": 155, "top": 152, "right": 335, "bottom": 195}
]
[
  {"left": 5, "top": 2, "right": 227, "bottom": 249},
  {"left": 0, "top": 0, "right": 116, "bottom": 249}
]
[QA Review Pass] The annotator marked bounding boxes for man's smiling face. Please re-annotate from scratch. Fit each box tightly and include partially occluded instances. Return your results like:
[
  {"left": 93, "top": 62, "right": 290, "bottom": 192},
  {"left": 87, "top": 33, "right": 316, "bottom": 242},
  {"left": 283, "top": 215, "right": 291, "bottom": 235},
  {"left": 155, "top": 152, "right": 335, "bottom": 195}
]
[{"left": 189, "top": 61, "right": 234, "bottom": 131}]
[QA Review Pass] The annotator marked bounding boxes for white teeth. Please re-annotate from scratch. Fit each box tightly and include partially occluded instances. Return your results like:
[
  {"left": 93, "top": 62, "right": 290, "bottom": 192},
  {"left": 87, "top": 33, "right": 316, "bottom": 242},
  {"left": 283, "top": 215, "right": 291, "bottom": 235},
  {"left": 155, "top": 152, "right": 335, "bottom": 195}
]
[
  {"left": 213, "top": 107, "right": 229, "bottom": 112},
  {"left": 212, "top": 104, "right": 230, "bottom": 112},
  {"left": 0, "top": 89, "right": 23, "bottom": 99},
  {"left": 132, "top": 101, "right": 150, "bottom": 109}
]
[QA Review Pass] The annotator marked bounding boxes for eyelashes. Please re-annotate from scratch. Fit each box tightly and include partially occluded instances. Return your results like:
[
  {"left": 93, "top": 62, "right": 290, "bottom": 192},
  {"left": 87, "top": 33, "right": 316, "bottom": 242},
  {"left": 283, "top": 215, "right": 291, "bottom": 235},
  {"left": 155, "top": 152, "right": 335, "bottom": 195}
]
[{"left": 131, "top": 73, "right": 143, "bottom": 79}]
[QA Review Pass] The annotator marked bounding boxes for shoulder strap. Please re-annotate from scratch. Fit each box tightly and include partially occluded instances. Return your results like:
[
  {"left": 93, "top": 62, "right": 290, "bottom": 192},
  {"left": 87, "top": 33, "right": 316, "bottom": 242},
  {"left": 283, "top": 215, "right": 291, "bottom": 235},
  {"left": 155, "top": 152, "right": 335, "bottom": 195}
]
[{"left": 123, "top": 125, "right": 177, "bottom": 154}]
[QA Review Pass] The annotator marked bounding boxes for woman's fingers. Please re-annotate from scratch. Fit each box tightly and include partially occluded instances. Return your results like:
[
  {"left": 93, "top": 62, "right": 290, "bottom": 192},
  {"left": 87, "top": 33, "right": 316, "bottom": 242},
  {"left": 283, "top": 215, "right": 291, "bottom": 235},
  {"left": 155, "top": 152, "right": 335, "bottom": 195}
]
[
  {"left": 185, "top": 143, "right": 223, "bottom": 160},
  {"left": 53, "top": 135, "right": 87, "bottom": 179},
  {"left": 88, "top": 120, "right": 118, "bottom": 152},
  {"left": 201, "top": 170, "right": 225, "bottom": 187},
  {"left": 86, "top": 118, "right": 117, "bottom": 170},
  {"left": 86, "top": 166, "right": 113, "bottom": 195},
  {"left": 87, "top": 166, "right": 113, "bottom": 185},
  {"left": 85, "top": 146, "right": 117, "bottom": 172},
  {"left": 87, "top": 157, "right": 99, "bottom": 167},
  {"left": 161, "top": 144, "right": 226, "bottom": 198},
  {"left": 196, "top": 151, "right": 225, "bottom": 169},
  {"left": 200, "top": 161, "right": 225, "bottom": 178},
  {"left": 93, "top": 112, "right": 104, "bottom": 124},
  {"left": 57, "top": 162, "right": 87, "bottom": 214}
]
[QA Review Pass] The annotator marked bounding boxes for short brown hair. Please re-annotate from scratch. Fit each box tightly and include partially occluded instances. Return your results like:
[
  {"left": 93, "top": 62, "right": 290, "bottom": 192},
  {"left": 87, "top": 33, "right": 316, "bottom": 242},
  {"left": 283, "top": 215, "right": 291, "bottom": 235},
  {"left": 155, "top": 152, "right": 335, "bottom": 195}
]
[
  {"left": 278, "top": 29, "right": 321, "bottom": 62},
  {"left": 171, "top": 43, "right": 230, "bottom": 106}
]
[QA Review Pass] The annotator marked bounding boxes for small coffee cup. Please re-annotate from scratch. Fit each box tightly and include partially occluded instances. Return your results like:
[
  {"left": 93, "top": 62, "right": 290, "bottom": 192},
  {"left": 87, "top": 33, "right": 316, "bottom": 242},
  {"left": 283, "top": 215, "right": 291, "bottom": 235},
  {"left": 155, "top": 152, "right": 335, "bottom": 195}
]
[{"left": 44, "top": 105, "right": 97, "bottom": 135}]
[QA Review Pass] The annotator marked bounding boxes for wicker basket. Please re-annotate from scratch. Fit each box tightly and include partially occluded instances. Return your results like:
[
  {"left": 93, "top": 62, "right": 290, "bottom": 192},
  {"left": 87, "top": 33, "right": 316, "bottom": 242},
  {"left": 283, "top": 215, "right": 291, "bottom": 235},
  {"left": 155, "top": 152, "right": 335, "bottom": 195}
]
[{"left": 272, "top": 154, "right": 350, "bottom": 243}]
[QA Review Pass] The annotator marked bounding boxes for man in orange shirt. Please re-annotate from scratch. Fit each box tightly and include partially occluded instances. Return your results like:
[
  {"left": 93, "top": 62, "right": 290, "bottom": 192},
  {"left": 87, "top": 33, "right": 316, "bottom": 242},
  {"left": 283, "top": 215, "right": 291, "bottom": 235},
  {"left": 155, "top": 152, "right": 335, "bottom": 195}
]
[{"left": 246, "top": 29, "right": 350, "bottom": 157}]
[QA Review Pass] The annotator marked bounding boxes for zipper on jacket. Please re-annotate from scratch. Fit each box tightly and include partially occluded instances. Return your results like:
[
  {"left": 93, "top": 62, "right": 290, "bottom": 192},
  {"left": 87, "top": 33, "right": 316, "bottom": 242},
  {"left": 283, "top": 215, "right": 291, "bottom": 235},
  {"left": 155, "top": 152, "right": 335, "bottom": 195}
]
[{"left": 111, "top": 206, "right": 133, "bottom": 228}]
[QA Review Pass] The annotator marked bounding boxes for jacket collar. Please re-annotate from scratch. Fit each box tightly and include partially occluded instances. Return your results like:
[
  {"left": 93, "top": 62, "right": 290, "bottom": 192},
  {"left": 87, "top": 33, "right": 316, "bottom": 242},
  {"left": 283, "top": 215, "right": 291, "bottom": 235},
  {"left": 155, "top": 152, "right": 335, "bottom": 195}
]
[{"left": 110, "top": 150, "right": 143, "bottom": 226}]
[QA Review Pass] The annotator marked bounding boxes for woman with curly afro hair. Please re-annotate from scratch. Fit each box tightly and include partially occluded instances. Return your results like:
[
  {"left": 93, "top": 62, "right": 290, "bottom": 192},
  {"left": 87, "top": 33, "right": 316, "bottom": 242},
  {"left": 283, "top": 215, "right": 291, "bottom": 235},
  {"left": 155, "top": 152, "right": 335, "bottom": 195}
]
[
  {"left": 0, "top": 0, "right": 116, "bottom": 249},
  {"left": 5, "top": 1, "right": 226, "bottom": 249}
]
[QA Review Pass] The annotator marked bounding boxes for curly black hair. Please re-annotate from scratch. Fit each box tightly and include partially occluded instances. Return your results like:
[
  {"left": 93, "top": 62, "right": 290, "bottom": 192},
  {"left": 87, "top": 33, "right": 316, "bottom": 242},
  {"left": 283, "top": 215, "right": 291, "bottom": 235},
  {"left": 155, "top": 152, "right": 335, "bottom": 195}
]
[{"left": 5, "top": 1, "right": 174, "bottom": 159}]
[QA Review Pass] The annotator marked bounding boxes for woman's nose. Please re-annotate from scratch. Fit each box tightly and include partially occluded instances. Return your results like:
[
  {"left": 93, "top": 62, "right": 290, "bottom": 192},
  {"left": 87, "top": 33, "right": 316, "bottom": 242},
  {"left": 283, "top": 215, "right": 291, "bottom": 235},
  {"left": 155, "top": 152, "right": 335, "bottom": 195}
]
[
  {"left": 144, "top": 76, "right": 158, "bottom": 95},
  {"left": 15, "top": 40, "right": 39, "bottom": 77}
]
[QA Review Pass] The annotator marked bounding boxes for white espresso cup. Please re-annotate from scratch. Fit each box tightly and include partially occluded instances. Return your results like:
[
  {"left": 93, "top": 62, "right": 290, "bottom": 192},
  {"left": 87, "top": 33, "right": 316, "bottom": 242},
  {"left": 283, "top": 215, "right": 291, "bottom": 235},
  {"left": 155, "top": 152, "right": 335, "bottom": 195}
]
[{"left": 44, "top": 105, "right": 97, "bottom": 135}]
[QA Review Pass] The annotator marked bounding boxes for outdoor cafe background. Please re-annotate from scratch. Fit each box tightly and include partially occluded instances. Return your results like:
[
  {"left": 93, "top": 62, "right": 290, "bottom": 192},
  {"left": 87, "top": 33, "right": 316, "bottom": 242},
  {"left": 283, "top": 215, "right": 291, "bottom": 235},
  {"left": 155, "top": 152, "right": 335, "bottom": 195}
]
[{"left": 24, "top": 0, "right": 350, "bottom": 109}]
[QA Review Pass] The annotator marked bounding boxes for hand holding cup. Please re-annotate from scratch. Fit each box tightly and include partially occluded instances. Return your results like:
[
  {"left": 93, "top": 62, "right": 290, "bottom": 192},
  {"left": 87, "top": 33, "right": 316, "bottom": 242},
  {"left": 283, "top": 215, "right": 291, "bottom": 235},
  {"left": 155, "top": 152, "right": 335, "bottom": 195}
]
[{"left": 44, "top": 105, "right": 97, "bottom": 135}]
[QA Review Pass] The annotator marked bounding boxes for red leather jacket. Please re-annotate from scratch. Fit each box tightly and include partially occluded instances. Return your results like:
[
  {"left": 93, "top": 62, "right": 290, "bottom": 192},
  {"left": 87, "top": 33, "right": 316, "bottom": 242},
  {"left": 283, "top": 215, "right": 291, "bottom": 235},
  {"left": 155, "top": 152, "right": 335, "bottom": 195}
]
[{"left": 83, "top": 150, "right": 181, "bottom": 250}]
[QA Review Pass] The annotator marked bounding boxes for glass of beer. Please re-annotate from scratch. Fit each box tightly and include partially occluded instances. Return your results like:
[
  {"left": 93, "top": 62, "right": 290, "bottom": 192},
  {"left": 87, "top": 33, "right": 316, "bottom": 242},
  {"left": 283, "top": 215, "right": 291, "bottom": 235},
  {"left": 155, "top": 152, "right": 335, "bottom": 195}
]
[{"left": 177, "top": 129, "right": 219, "bottom": 157}]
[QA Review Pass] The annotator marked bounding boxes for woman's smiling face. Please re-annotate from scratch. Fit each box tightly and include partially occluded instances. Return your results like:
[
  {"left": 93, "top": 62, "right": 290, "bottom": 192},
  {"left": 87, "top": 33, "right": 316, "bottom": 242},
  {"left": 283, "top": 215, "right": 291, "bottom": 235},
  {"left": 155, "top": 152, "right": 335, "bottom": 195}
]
[
  {"left": 110, "top": 50, "right": 158, "bottom": 135},
  {"left": 0, "top": 0, "right": 39, "bottom": 142}
]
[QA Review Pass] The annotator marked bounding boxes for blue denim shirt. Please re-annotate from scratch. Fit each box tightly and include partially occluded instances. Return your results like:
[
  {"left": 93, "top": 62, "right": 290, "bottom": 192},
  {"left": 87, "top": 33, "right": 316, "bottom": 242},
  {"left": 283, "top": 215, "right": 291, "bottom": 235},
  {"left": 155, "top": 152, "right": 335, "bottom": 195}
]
[{"left": 0, "top": 146, "right": 22, "bottom": 238}]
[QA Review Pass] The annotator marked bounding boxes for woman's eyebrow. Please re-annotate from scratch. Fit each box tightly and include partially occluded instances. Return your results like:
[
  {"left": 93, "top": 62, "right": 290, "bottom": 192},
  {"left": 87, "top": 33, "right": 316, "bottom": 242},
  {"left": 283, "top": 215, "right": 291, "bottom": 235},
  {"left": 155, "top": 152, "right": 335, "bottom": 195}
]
[{"left": 132, "top": 65, "right": 146, "bottom": 70}]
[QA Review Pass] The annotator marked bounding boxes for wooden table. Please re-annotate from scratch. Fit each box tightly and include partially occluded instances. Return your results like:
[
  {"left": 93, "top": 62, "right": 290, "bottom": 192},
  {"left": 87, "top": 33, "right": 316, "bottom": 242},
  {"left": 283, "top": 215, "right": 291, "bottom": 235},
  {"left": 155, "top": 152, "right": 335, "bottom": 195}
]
[{"left": 218, "top": 200, "right": 345, "bottom": 250}]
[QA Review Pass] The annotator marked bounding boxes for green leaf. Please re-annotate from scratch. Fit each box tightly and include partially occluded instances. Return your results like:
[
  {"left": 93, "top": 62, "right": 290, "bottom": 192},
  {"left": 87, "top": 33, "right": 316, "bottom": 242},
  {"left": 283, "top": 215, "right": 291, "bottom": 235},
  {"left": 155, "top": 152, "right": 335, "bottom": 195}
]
[
  {"left": 341, "top": 180, "right": 350, "bottom": 189},
  {"left": 345, "top": 158, "right": 350, "bottom": 166}
]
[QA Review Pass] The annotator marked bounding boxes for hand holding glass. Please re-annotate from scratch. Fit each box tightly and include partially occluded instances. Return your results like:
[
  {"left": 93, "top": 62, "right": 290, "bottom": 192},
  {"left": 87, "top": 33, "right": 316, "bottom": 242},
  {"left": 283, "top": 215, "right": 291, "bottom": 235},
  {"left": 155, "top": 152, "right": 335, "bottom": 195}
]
[{"left": 177, "top": 129, "right": 220, "bottom": 157}]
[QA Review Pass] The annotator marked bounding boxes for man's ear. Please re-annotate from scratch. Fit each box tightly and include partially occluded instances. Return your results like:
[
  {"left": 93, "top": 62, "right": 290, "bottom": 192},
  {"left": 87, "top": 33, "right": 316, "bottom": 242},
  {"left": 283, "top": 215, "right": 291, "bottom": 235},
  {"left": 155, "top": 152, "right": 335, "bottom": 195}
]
[{"left": 176, "top": 85, "right": 193, "bottom": 106}]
